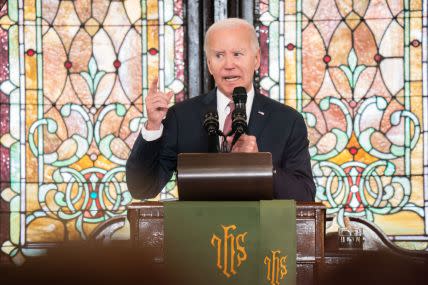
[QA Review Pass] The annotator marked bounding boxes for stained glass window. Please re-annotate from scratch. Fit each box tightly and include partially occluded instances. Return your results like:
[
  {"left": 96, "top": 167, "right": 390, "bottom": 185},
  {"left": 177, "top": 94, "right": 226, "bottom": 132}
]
[
  {"left": 0, "top": 0, "right": 185, "bottom": 263},
  {"left": 1, "top": 0, "right": 427, "bottom": 264},
  {"left": 256, "top": 0, "right": 427, "bottom": 248}
]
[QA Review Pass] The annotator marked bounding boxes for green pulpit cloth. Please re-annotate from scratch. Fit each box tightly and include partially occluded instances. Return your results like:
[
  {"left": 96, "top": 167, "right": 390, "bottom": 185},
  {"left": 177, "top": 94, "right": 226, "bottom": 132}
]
[{"left": 164, "top": 200, "right": 296, "bottom": 284}]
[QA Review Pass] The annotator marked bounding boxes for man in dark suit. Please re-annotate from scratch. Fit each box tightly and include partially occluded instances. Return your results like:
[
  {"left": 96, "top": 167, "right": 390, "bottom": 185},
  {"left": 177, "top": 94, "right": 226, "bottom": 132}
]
[{"left": 126, "top": 18, "right": 315, "bottom": 201}]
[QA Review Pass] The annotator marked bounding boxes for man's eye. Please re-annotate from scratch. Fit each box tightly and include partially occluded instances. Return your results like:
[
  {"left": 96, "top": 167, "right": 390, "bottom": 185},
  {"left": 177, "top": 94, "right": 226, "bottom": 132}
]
[
  {"left": 234, "top": 52, "right": 242, "bottom": 57},
  {"left": 215, "top": 53, "right": 223, "bottom": 58}
]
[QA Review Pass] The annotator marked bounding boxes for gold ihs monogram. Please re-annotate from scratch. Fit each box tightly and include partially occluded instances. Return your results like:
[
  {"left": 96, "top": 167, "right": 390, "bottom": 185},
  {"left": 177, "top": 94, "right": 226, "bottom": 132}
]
[
  {"left": 264, "top": 250, "right": 287, "bottom": 285},
  {"left": 210, "top": 225, "right": 248, "bottom": 278}
]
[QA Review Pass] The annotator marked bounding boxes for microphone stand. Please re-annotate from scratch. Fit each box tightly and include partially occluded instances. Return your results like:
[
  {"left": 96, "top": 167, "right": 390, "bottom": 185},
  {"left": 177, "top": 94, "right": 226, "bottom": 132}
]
[
  {"left": 218, "top": 130, "right": 230, "bottom": 153},
  {"left": 220, "top": 130, "right": 244, "bottom": 153},
  {"left": 230, "top": 131, "right": 243, "bottom": 150}
]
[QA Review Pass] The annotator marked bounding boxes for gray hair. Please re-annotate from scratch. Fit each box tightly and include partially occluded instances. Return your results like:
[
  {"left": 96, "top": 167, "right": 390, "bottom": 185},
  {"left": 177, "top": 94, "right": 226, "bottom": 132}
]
[{"left": 204, "top": 18, "right": 259, "bottom": 55}]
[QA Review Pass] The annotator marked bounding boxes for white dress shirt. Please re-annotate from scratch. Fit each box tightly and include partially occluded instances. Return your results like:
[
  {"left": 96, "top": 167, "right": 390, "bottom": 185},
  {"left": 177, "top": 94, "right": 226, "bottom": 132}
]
[{"left": 141, "top": 87, "right": 255, "bottom": 141}]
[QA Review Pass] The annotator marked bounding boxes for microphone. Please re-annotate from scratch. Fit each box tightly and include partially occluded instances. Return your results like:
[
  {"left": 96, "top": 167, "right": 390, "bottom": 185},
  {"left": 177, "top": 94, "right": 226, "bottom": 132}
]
[
  {"left": 232, "top": 87, "right": 248, "bottom": 136},
  {"left": 203, "top": 111, "right": 220, "bottom": 136}
]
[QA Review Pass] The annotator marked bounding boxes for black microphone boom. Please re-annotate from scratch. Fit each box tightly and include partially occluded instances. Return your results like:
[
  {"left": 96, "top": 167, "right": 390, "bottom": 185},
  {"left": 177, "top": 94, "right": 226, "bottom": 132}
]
[{"left": 232, "top": 87, "right": 248, "bottom": 135}]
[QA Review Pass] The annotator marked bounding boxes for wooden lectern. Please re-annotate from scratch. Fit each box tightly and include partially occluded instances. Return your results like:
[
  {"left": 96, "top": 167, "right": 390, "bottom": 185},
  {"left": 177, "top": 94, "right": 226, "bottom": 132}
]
[
  {"left": 127, "top": 153, "right": 326, "bottom": 284},
  {"left": 177, "top": 152, "right": 274, "bottom": 200}
]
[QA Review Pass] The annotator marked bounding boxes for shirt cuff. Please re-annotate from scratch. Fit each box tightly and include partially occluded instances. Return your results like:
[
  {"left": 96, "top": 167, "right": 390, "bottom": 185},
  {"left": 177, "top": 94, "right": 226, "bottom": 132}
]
[{"left": 141, "top": 122, "right": 163, "bottom": 141}]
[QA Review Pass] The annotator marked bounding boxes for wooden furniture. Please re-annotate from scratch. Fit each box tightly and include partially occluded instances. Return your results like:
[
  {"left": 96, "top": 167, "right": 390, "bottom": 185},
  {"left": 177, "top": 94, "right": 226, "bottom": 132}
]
[
  {"left": 126, "top": 201, "right": 326, "bottom": 285},
  {"left": 90, "top": 203, "right": 428, "bottom": 284},
  {"left": 177, "top": 153, "right": 273, "bottom": 200},
  {"left": 323, "top": 216, "right": 428, "bottom": 268}
]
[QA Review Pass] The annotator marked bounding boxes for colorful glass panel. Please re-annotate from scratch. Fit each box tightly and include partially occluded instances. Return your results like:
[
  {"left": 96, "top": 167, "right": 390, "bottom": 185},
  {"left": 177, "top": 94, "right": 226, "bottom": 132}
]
[
  {"left": 256, "top": 0, "right": 427, "bottom": 247},
  {"left": 0, "top": 0, "right": 185, "bottom": 263}
]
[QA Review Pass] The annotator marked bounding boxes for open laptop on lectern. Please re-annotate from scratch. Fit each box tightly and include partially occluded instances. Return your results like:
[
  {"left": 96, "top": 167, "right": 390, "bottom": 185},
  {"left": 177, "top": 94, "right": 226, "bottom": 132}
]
[{"left": 176, "top": 152, "right": 274, "bottom": 201}]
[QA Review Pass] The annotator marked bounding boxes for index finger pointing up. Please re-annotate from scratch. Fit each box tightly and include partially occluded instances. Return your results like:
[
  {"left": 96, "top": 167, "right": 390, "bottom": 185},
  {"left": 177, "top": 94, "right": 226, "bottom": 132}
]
[{"left": 149, "top": 78, "right": 158, "bottom": 94}]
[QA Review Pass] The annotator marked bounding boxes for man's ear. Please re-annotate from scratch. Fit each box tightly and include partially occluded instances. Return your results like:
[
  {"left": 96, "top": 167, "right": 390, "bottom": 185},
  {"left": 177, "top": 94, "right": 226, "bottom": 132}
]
[
  {"left": 206, "top": 57, "right": 213, "bottom": 75},
  {"left": 254, "top": 49, "right": 261, "bottom": 70}
]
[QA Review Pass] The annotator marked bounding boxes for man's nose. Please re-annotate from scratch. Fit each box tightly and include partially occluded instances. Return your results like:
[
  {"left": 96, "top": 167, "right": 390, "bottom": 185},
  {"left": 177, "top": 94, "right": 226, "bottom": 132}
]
[{"left": 224, "top": 55, "right": 235, "bottom": 69}]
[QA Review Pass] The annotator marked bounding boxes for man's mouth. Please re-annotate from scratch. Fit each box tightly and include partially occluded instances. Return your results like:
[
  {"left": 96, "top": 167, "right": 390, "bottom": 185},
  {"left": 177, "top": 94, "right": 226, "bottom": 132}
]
[{"left": 223, "top": 76, "right": 240, "bottom": 82}]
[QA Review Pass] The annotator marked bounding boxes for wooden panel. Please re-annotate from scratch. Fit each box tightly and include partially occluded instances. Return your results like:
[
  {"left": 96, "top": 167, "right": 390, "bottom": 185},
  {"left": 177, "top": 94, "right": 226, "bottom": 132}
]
[
  {"left": 127, "top": 201, "right": 325, "bottom": 285},
  {"left": 296, "top": 220, "right": 315, "bottom": 260}
]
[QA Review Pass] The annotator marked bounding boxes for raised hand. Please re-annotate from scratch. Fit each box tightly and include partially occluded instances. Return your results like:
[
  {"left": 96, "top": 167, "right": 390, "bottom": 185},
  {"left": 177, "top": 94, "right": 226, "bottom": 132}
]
[{"left": 145, "top": 78, "right": 174, "bottom": 130}]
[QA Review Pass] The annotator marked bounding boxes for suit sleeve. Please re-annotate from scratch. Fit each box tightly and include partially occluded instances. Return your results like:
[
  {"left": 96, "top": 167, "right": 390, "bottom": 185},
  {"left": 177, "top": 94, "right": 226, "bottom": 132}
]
[
  {"left": 273, "top": 113, "right": 316, "bottom": 201},
  {"left": 125, "top": 108, "right": 178, "bottom": 200}
]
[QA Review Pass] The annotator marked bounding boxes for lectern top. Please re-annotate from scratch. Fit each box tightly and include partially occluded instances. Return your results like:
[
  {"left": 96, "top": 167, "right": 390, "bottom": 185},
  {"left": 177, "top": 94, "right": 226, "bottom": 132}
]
[{"left": 177, "top": 152, "right": 273, "bottom": 201}]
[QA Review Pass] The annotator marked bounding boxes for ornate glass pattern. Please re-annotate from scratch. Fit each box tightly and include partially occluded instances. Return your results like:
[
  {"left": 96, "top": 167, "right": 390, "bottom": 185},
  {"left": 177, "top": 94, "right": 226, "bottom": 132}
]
[
  {"left": 256, "top": 0, "right": 427, "bottom": 247},
  {"left": 0, "top": 0, "right": 185, "bottom": 263}
]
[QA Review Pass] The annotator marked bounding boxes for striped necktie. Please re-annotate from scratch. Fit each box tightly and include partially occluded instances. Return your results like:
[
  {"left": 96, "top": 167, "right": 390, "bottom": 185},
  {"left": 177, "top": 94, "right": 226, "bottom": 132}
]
[{"left": 222, "top": 101, "right": 235, "bottom": 136}]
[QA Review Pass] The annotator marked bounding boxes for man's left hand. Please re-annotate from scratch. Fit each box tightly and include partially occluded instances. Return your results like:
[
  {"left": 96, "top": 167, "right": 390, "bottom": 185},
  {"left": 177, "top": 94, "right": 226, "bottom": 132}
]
[{"left": 231, "top": 134, "right": 259, "bottom": 153}]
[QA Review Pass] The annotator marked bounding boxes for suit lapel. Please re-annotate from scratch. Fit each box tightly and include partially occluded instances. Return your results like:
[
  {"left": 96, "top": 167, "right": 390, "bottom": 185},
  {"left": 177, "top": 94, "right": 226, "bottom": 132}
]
[
  {"left": 199, "top": 89, "right": 219, "bottom": 152},
  {"left": 248, "top": 92, "right": 271, "bottom": 138},
  {"left": 199, "top": 88, "right": 217, "bottom": 124}
]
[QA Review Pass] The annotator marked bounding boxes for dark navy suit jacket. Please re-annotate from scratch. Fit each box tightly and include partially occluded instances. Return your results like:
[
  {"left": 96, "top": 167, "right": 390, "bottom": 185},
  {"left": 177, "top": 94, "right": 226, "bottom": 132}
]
[{"left": 126, "top": 89, "right": 316, "bottom": 201}]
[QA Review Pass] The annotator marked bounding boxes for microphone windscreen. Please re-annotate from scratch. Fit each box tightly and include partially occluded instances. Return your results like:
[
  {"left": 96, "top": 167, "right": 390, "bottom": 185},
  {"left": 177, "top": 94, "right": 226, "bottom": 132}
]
[
  {"left": 203, "top": 111, "right": 219, "bottom": 136},
  {"left": 232, "top": 87, "right": 247, "bottom": 104}
]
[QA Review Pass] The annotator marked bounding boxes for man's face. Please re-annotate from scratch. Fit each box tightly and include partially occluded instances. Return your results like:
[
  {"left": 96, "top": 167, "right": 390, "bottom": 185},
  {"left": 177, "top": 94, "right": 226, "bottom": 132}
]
[{"left": 206, "top": 26, "right": 260, "bottom": 98}]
